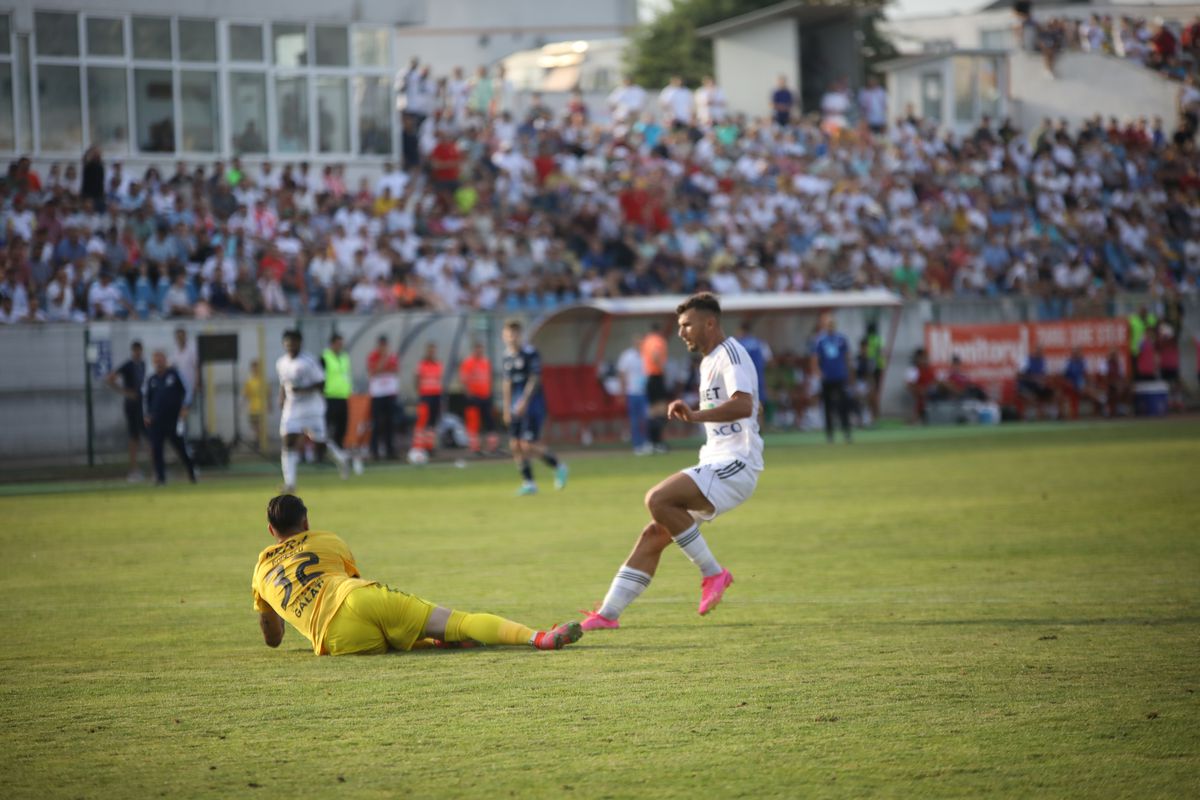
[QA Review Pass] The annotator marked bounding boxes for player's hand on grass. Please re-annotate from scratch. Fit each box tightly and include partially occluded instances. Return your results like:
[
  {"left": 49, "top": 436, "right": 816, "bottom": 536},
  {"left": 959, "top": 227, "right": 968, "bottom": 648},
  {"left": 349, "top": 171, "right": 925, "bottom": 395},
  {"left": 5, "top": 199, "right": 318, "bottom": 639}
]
[{"left": 667, "top": 400, "right": 693, "bottom": 422}]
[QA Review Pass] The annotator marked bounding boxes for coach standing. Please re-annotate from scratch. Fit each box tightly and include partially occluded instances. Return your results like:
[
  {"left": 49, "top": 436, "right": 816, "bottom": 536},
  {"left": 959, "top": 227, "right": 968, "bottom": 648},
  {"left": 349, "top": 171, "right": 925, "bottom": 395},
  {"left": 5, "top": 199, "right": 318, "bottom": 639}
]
[
  {"left": 144, "top": 349, "right": 197, "bottom": 485},
  {"left": 810, "top": 312, "right": 853, "bottom": 444},
  {"left": 322, "top": 333, "right": 351, "bottom": 456}
]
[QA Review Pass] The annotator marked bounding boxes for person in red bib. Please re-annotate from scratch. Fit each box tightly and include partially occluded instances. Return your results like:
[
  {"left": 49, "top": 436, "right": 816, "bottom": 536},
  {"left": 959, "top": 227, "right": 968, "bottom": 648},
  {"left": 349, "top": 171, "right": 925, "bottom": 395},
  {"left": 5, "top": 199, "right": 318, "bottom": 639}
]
[
  {"left": 414, "top": 342, "right": 444, "bottom": 452},
  {"left": 459, "top": 340, "right": 498, "bottom": 455}
]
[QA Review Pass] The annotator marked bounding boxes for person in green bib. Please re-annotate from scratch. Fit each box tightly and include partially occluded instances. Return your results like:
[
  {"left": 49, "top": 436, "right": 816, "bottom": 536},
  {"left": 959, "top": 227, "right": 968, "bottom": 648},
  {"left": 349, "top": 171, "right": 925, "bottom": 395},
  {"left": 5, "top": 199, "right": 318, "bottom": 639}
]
[
  {"left": 1128, "top": 306, "right": 1158, "bottom": 366},
  {"left": 322, "top": 333, "right": 361, "bottom": 474},
  {"left": 863, "top": 321, "right": 886, "bottom": 424}
]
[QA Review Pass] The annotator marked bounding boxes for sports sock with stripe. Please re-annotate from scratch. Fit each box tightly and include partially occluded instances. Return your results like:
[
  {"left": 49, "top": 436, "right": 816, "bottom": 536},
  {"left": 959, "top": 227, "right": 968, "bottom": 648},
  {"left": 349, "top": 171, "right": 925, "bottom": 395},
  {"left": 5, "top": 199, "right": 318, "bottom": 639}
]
[
  {"left": 542, "top": 452, "right": 559, "bottom": 468},
  {"left": 281, "top": 450, "right": 298, "bottom": 487},
  {"left": 597, "top": 566, "right": 652, "bottom": 620},
  {"left": 672, "top": 523, "right": 722, "bottom": 577}
]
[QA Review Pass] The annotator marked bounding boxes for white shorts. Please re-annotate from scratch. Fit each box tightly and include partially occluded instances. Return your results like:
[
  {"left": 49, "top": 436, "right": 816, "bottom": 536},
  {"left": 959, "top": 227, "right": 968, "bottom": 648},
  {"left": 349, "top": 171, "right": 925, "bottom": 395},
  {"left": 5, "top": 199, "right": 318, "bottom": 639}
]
[
  {"left": 280, "top": 412, "right": 327, "bottom": 441},
  {"left": 681, "top": 459, "right": 759, "bottom": 522}
]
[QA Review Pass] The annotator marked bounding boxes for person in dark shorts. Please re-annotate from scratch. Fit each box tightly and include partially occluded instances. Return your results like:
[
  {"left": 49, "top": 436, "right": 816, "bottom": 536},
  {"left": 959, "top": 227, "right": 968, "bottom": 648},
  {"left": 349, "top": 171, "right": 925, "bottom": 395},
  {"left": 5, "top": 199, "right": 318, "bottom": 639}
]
[
  {"left": 1018, "top": 346, "right": 1056, "bottom": 420},
  {"left": 106, "top": 340, "right": 147, "bottom": 481}
]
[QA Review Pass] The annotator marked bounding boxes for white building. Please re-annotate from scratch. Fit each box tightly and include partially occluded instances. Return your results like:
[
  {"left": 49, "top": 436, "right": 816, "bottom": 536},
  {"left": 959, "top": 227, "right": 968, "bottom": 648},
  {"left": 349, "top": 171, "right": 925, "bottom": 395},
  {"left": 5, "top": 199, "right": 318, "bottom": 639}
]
[{"left": 0, "top": 1, "right": 636, "bottom": 168}]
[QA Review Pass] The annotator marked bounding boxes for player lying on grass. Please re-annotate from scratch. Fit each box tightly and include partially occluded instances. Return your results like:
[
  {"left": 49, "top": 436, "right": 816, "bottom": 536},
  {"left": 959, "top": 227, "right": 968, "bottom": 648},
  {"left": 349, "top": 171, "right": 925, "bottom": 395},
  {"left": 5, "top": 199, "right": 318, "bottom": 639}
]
[
  {"left": 252, "top": 494, "right": 583, "bottom": 654},
  {"left": 580, "top": 292, "right": 764, "bottom": 630}
]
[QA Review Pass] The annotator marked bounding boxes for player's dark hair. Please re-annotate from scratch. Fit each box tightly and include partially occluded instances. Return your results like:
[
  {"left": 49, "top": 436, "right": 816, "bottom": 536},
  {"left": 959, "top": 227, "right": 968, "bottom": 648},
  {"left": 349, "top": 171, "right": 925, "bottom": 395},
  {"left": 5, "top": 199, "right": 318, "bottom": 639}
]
[
  {"left": 329, "top": 332, "right": 342, "bottom": 343},
  {"left": 267, "top": 494, "right": 307, "bottom": 535},
  {"left": 504, "top": 319, "right": 523, "bottom": 332},
  {"left": 282, "top": 329, "right": 303, "bottom": 342},
  {"left": 676, "top": 292, "right": 721, "bottom": 317},
  {"left": 131, "top": 340, "right": 143, "bottom": 349}
]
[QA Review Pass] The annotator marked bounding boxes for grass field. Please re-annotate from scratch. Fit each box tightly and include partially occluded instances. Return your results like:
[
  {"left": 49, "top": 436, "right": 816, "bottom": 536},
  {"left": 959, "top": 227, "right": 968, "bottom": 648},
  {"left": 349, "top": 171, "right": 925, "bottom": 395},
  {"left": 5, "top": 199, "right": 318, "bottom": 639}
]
[{"left": 2, "top": 421, "right": 1198, "bottom": 799}]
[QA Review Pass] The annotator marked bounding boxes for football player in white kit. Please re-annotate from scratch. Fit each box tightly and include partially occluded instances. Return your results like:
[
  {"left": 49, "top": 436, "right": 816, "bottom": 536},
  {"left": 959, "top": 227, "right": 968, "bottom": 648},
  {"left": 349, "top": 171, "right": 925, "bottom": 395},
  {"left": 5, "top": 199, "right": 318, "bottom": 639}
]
[
  {"left": 580, "top": 293, "right": 763, "bottom": 630},
  {"left": 276, "top": 329, "right": 352, "bottom": 492}
]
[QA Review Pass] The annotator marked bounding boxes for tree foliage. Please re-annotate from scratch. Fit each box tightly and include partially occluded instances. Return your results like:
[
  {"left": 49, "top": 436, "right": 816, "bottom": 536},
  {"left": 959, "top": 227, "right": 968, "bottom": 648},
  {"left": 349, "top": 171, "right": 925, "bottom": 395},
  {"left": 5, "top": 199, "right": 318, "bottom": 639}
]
[{"left": 625, "top": 0, "right": 896, "bottom": 89}]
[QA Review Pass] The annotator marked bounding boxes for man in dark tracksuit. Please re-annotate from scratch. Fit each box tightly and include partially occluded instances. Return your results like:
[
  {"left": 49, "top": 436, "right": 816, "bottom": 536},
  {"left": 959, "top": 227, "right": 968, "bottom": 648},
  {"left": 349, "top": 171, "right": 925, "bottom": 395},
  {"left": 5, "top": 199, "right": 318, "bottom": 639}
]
[{"left": 143, "top": 349, "right": 197, "bottom": 485}]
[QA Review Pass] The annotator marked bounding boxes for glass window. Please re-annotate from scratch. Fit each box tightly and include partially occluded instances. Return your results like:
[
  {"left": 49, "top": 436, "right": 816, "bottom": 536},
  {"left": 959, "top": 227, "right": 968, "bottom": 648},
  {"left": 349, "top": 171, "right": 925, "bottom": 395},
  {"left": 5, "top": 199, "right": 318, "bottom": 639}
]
[
  {"left": 17, "top": 36, "right": 31, "bottom": 150},
  {"left": 230, "top": 72, "right": 267, "bottom": 154},
  {"left": 352, "top": 27, "right": 390, "bottom": 67},
  {"left": 275, "top": 75, "right": 309, "bottom": 153},
  {"left": 35, "top": 12, "right": 79, "bottom": 57},
  {"left": 980, "top": 28, "right": 1013, "bottom": 50},
  {"left": 87, "top": 18, "right": 124, "bottom": 57},
  {"left": 134, "top": 69, "right": 175, "bottom": 152},
  {"left": 180, "top": 71, "right": 219, "bottom": 152},
  {"left": 273, "top": 24, "right": 307, "bottom": 67},
  {"left": 317, "top": 76, "right": 349, "bottom": 152},
  {"left": 920, "top": 71, "right": 942, "bottom": 123},
  {"left": 37, "top": 64, "right": 82, "bottom": 151},
  {"left": 87, "top": 67, "right": 129, "bottom": 154},
  {"left": 953, "top": 57, "right": 976, "bottom": 123},
  {"left": 355, "top": 76, "right": 392, "bottom": 155},
  {"left": 132, "top": 17, "right": 172, "bottom": 61},
  {"left": 178, "top": 19, "right": 217, "bottom": 62},
  {"left": 229, "top": 24, "right": 263, "bottom": 62},
  {"left": 0, "top": 64, "right": 13, "bottom": 151},
  {"left": 0, "top": 15, "right": 10, "bottom": 56},
  {"left": 315, "top": 26, "right": 348, "bottom": 67},
  {"left": 980, "top": 57, "right": 1001, "bottom": 119}
]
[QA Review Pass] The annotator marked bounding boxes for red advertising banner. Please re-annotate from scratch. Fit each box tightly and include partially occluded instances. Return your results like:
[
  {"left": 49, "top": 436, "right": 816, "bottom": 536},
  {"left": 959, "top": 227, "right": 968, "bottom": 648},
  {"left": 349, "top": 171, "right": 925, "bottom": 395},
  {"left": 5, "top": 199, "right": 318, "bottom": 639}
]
[{"left": 925, "top": 318, "right": 1129, "bottom": 394}]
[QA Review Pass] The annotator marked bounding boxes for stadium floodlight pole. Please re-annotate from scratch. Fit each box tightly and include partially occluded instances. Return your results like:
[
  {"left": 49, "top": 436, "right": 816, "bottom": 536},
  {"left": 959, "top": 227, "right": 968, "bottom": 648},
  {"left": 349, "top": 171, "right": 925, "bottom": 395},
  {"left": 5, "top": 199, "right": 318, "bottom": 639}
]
[{"left": 83, "top": 328, "right": 95, "bottom": 468}]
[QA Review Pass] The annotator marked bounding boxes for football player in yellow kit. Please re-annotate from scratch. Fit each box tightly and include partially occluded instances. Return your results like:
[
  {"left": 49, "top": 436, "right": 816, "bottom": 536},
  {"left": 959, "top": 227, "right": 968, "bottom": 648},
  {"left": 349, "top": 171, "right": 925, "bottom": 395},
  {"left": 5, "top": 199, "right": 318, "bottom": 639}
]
[{"left": 252, "top": 494, "right": 583, "bottom": 655}]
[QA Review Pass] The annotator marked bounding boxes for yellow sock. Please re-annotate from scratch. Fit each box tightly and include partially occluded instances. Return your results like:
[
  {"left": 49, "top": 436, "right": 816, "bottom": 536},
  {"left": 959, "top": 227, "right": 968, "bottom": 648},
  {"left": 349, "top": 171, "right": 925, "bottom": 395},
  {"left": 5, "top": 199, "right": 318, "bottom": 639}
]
[{"left": 445, "top": 610, "right": 535, "bottom": 646}]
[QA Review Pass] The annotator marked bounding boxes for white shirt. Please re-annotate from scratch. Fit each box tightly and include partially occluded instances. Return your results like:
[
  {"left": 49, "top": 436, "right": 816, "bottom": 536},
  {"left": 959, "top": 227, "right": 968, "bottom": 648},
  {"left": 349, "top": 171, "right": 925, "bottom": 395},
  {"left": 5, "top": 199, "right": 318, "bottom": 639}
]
[
  {"left": 696, "top": 337, "right": 763, "bottom": 470},
  {"left": 616, "top": 347, "right": 646, "bottom": 396},
  {"left": 659, "top": 85, "right": 693, "bottom": 123},
  {"left": 172, "top": 344, "right": 198, "bottom": 396},
  {"left": 608, "top": 85, "right": 646, "bottom": 122},
  {"left": 858, "top": 87, "right": 888, "bottom": 127},
  {"left": 88, "top": 281, "right": 122, "bottom": 317},
  {"left": 275, "top": 352, "right": 326, "bottom": 419}
]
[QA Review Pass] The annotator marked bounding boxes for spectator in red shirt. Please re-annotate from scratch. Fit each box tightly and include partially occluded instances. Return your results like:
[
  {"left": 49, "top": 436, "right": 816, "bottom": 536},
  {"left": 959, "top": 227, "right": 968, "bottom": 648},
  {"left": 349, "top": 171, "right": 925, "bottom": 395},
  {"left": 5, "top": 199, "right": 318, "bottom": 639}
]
[
  {"left": 906, "top": 348, "right": 936, "bottom": 424},
  {"left": 430, "top": 131, "right": 461, "bottom": 195}
]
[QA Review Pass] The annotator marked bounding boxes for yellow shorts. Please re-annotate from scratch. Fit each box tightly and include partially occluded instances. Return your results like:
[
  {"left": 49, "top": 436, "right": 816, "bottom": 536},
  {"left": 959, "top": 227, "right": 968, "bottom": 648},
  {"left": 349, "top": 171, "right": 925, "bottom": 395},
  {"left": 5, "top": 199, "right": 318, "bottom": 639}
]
[{"left": 322, "top": 584, "right": 436, "bottom": 655}]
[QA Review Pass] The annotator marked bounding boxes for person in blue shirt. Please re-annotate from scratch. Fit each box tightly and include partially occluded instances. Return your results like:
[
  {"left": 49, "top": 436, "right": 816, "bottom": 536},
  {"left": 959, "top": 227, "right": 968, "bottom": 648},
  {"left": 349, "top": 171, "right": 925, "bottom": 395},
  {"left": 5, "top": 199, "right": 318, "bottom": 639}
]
[
  {"left": 771, "top": 76, "right": 794, "bottom": 126},
  {"left": 501, "top": 319, "right": 567, "bottom": 496},
  {"left": 737, "top": 319, "right": 772, "bottom": 422},
  {"left": 1018, "top": 345, "right": 1056, "bottom": 420},
  {"left": 143, "top": 349, "right": 196, "bottom": 486},
  {"left": 809, "top": 312, "right": 853, "bottom": 443}
]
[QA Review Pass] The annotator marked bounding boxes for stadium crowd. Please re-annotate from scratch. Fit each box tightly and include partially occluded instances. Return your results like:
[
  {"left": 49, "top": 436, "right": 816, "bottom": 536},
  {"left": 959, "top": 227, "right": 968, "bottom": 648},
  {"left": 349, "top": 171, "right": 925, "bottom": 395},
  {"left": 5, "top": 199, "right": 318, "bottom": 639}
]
[
  {"left": 1, "top": 60, "right": 1199, "bottom": 327},
  {"left": 1018, "top": 7, "right": 1200, "bottom": 84}
]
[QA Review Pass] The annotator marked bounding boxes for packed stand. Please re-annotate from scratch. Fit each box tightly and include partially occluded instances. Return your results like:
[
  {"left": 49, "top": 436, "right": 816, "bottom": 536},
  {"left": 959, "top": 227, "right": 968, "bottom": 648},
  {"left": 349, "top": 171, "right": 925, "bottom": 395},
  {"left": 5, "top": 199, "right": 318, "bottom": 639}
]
[{"left": 1, "top": 59, "right": 1199, "bottom": 326}]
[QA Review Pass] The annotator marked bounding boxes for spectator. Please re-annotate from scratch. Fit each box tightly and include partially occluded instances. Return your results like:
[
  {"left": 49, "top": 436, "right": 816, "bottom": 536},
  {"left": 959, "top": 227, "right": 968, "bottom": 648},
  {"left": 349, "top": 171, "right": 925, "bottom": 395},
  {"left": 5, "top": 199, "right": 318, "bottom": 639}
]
[
  {"left": 616, "top": 332, "right": 649, "bottom": 455},
  {"left": 1018, "top": 345, "right": 1056, "bottom": 419},
  {"left": 366, "top": 335, "right": 399, "bottom": 460},
  {"left": 105, "top": 340, "right": 147, "bottom": 481},
  {"left": 906, "top": 348, "right": 936, "bottom": 424},
  {"left": 771, "top": 75, "right": 795, "bottom": 126},
  {"left": 243, "top": 358, "right": 268, "bottom": 448},
  {"left": 858, "top": 77, "right": 888, "bottom": 135},
  {"left": 810, "top": 311, "right": 853, "bottom": 443},
  {"left": 608, "top": 76, "right": 647, "bottom": 124},
  {"left": 81, "top": 147, "right": 106, "bottom": 212}
]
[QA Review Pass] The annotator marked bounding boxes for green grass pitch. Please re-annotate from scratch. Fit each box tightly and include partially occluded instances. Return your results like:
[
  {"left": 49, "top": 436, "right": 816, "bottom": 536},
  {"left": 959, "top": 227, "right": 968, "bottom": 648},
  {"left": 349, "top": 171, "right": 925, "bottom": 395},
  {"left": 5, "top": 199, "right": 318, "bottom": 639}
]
[{"left": 2, "top": 422, "right": 1198, "bottom": 799}]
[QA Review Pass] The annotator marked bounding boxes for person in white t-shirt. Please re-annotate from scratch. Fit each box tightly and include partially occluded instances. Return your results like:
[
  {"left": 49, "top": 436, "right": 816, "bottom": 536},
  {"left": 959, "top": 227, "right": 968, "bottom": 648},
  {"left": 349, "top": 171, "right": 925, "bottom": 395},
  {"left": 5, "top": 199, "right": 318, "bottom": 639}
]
[
  {"left": 658, "top": 75, "right": 694, "bottom": 128},
  {"left": 87, "top": 272, "right": 126, "bottom": 319},
  {"left": 607, "top": 77, "right": 647, "bottom": 124},
  {"left": 616, "top": 333, "right": 650, "bottom": 455},
  {"left": 581, "top": 293, "right": 763, "bottom": 632},
  {"left": 858, "top": 77, "right": 888, "bottom": 134},
  {"left": 276, "top": 329, "right": 351, "bottom": 491},
  {"left": 694, "top": 76, "right": 727, "bottom": 127}
]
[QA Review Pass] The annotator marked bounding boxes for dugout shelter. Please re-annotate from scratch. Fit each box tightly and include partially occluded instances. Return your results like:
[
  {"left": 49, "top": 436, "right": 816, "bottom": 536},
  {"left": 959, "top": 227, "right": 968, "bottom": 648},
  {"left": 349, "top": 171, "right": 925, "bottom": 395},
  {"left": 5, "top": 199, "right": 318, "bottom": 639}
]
[{"left": 529, "top": 290, "right": 903, "bottom": 439}]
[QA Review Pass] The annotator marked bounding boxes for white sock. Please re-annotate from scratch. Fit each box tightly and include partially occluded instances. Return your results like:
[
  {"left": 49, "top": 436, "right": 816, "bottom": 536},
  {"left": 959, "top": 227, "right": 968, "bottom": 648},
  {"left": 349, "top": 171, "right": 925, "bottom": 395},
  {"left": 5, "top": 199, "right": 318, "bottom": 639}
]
[
  {"left": 281, "top": 450, "right": 298, "bottom": 487},
  {"left": 672, "top": 523, "right": 722, "bottom": 577},
  {"left": 326, "top": 440, "right": 348, "bottom": 466},
  {"left": 597, "top": 566, "right": 652, "bottom": 620}
]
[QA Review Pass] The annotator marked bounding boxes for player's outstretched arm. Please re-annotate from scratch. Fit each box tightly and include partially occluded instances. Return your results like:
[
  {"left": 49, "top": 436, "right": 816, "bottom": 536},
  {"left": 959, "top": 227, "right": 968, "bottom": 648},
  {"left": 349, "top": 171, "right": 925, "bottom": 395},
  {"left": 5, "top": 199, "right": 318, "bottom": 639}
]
[{"left": 259, "top": 609, "right": 285, "bottom": 648}]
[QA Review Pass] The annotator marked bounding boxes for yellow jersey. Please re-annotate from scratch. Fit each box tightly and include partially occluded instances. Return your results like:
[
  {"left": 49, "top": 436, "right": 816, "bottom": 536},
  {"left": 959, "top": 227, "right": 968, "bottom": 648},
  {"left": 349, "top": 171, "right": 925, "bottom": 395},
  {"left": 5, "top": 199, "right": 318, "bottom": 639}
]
[{"left": 251, "top": 530, "right": 374, "bottom": 654}]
